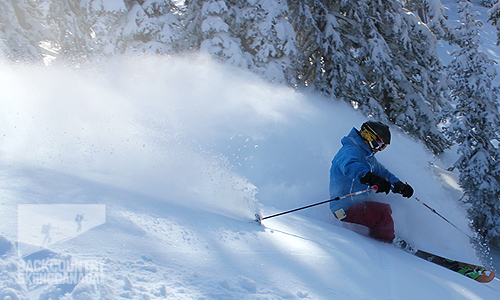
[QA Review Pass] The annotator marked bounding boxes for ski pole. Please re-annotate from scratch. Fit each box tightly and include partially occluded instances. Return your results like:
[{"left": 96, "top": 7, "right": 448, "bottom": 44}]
[
  {"left": 256, "top": 187, "right": 377, "bottom": 223},
  {"left": 414, "top": 197, "right": 475, "bottom": 241}
]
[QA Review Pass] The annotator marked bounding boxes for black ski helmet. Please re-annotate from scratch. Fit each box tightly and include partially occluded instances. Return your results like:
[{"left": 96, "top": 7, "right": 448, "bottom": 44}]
[{"left": 360, "top": 121, "right": 391, "bottom": 151}]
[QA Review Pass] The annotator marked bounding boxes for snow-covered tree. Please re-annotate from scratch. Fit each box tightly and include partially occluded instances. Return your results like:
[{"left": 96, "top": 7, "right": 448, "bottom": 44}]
[
  {"left": 81, "top": 0, "right": 182, "bottom": 56},
  {"left": 289, "top": 0, "right": 449, "bottom": 154},
  {"left": 47, "top": 0, "right": 93, "bottom": 61},
  {"left": 182, "top": 0, "right": 205, "bottom": 51},
  {"left": 482, "top": 0, "right": 496, "bottom": 8},
  {"left": 183, "top": 0, "right": 297, "bottom": 84},
  {"left": 445, "top": 1, "right": 500, "bottom": 246},
  {"left": 488, "top": 1, "right": 500, "bottom": 45},
  {"left": 79, "top": 0, "right": 126, "bottom": 56},
  {"left": 352, "top": 0, "right": 449, "bottom": 153},
  {"left": 288, "top": 1, "right": 369, "bottom": 107},
  {"left": 183, "top": 0, "right": 247, "bottom": 67},
  {"left": 116, "top": 0, "right": 182, "bottom": 55},
  {"left": 230, "top": 0, "right": 298, "bottom": 83},
  {"left": 401, "top": 0, "right": 456, "bottom": 41},
  {"left": 287, "top": 0, "right": 324, "bottom": 87},
  {"left": 0, "top": 0, "right": 51, "bottom": 62}
]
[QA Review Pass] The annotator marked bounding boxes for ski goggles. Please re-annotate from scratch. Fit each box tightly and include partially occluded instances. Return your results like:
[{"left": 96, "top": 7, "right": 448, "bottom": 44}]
[
  {"left": 371, "top": 137, "right": 387, "bottom": 152},
  {"left": 360, "top": 128, "right": 387, "bottom": 152}
]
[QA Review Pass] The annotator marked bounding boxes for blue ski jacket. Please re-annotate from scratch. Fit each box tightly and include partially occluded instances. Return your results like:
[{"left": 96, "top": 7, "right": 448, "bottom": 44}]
[{"left": 329, "top": 128, "right": 400, "bottom": 214}]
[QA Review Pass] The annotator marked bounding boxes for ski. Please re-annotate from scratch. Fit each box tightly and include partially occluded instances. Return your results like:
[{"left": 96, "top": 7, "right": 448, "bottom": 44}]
[{"left": 393, "top": 237, "right": 495, "bottom": 283}]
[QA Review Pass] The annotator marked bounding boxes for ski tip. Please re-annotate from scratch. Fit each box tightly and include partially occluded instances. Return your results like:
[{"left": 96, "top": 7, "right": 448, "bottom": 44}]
[
  {"left": 254, "top": 213, "right": 262, "bottom": 225},
  {"left": 477, "top": 270, "right": 496, "bottom": 283}
]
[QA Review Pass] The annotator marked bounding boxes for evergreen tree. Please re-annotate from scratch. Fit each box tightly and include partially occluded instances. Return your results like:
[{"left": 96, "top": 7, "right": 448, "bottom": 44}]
[
  {"left": 116, "top": 0, "right": 182, "bottom": 55},
  {"left": 289, "top": 0, "right": 449, "bottom": 154},
  {"left": 401, "top": 0, "right": 456, "bottom": 41},
  {"left": 183, "top": 0, "right": 247, "bottom": 67},
  {"left": 80, "top": 0, "right": 127, "bottom": 56},
  {"left": 80, "top": 0, "right": 182, "bottom": 56},
  {"left": 0, "top": 0, "right": 51, "bottom": 62},
  {"left": 349, "top": 0, "right": 450, "bottom": 153},
  {"left": 482, "top": 0, "right": 496, "bottom": 8},
  {"left": 288, "top": 1, "right": 376, "bottom": 116},
  {"left": 183, "top": 0, "right": 297, "bottom": 83},
  {"left": 445, "top": 1, "right": 500, "bottom": 246},
  {"left": 287, "top": 0, "right": 324, "bottom": 87},
  {"left": 488, "top": 1, "right": 500, "bottom": 45},
  {"left": 47, "top": 0, "right": 93, "bottom": 61},
  {"left": 182, "top": 0, "right": 205, "bottom": 51},
  {"left": 230, "top": 0, "right": 298, "bottom": 83}
]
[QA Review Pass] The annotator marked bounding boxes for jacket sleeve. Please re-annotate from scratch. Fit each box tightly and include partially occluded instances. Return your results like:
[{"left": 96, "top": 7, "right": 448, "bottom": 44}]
[
  {"left": 372, "top": 160, "right": 400, "bottom": 185},
  {"left": 335, "top": 145, "right": 371, "bottom": 181},
  {"left": 336, "top": 145, "right": 400, "bottom": 185}
]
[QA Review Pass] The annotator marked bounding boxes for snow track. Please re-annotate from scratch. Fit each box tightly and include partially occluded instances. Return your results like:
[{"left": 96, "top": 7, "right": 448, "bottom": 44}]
[{"left": 1, "top": 177, "right": 500, "bottom": 299}]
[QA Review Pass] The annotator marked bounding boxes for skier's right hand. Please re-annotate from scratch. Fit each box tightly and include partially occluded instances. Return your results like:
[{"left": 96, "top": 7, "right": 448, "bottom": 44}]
[
  {"left": 393, "top": 181, "right": 414, "bottom": 198},
  {"left": 360, "top": 171, "right": 391, "bottom": 194}
]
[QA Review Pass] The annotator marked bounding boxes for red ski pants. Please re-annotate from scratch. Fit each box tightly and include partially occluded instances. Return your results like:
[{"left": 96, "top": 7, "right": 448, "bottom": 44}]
[{"left": 342, "top": 201, "right": 395, "bottom": 243}]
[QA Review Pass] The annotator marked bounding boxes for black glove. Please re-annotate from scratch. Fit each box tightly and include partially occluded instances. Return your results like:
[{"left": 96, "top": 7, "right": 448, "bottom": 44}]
[
  {"left": 393, "top": 181, "right": 413, "bottom": 198},
  {"left": 360, "top": 172, "right": 391, "bottom": 194}
]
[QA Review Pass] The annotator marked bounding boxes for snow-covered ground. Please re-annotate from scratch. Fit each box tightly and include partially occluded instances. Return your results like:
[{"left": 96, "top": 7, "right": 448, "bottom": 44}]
[
  {"left": 0, "top": 53, "right": 498, "bottom": 299},
  {"left": 2, "top": 0, "right": 500, "bottom": 299}
]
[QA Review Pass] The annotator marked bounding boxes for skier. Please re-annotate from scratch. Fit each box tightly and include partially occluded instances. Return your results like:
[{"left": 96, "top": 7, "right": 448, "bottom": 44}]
[
  {"left": 75, "top": 214, "right": 84, "bottom": 232},
  {"left": 329, "top": 121, "right": 413, "bottom": 243}
]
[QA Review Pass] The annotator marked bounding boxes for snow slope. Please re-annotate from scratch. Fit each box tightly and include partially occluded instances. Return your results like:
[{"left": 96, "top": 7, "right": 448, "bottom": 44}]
[
  {"left": 0, "top": 54, "right": 499, "bottom": 300},
  {"left": 2, "top": 1, "right": 500, "bottom": 299}
]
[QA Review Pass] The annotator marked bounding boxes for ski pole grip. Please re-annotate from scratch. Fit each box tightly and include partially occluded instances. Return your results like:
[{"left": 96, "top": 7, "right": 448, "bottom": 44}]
[{"left": 373, "top": 185, "right": 378, "bottom": 191}]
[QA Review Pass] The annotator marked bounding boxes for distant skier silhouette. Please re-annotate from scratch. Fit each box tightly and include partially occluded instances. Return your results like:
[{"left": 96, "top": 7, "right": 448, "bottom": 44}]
[
  {"left": 41, "top": 223, "right": 52, "bottom": 245},
  {"left": 75, "top": 214, "right": 84, "bottom": 232}
]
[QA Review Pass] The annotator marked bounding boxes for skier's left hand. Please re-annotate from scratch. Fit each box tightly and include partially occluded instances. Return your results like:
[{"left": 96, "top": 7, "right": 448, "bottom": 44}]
[{"left": 393, "top": 181, "right": 413, "bottom": 198}]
